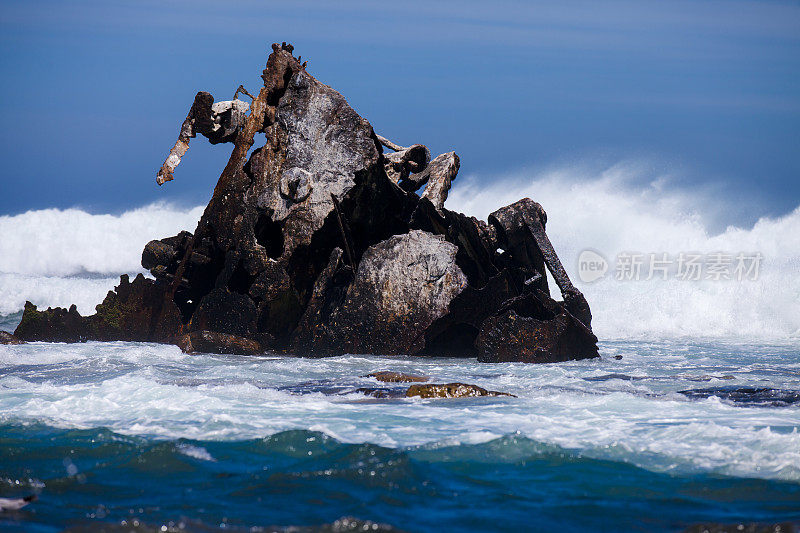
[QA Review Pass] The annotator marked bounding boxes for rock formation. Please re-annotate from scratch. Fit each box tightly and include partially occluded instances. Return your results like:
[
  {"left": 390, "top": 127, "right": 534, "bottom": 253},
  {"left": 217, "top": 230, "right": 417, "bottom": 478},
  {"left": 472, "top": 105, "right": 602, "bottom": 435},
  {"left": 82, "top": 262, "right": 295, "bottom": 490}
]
[
  {"left": 0, "top": 331, "right": 24, "bottom": 345},
  {"left": 13, "top": 43, "right": 599, "bottom": 363}
]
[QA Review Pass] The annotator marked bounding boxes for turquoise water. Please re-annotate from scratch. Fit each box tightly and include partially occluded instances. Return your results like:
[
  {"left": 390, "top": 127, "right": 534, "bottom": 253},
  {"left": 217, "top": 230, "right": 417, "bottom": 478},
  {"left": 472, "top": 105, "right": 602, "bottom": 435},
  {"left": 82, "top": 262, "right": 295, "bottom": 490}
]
[
  {"left": 1, "top": 336, "right": 799, "bottom": 531},
  {"left": 1, "top": 425, "right": 799, "bottom": 532}
]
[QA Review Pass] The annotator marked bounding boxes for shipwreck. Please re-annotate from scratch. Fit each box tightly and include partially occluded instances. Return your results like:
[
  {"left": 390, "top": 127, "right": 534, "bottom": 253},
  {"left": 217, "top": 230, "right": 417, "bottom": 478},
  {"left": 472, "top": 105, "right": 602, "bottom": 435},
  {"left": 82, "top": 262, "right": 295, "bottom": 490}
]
[{"left": 12, "top": 43, "right": 598, "bottom": 363}]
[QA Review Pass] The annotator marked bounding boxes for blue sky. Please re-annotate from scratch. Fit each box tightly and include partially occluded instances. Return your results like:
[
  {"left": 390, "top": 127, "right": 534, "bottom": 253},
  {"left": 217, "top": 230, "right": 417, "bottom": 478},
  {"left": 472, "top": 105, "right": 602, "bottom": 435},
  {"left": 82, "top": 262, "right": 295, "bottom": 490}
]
[{"left": 0, "top": 0, "right": 798, "bottom": 224}]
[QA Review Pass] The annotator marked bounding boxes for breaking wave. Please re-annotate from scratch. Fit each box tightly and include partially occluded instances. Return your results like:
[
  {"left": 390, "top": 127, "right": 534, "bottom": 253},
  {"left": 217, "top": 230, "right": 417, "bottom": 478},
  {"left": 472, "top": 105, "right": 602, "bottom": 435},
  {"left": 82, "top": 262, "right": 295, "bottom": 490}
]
[
  {"left": 0, "top": 203, "right": 203, "bottom": 315},
  {"left": 0, "top": 203, "right": 203, "bottom": 277},
  {"left": 448, "top": 162, "right": 800, "bottom": 341},
  {"left": 1, "top": 164, "right": 798, "bottom": 340}
]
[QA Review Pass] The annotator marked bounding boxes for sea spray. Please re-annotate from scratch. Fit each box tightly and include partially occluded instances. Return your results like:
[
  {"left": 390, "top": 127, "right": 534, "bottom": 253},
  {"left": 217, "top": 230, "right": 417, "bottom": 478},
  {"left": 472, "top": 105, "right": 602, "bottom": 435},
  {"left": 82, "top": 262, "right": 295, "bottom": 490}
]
[
  {"left": 448, "top": 165, "right": 800, "bottom": 340},
  {"left": 2, "top": 166, "right": 798, "bottom": 340},
  {"left": 0, "top": 203, "right": 202, "bottom": 315},
  {"left": 0, "top": 203, "right": 203, "bottom": 277}
]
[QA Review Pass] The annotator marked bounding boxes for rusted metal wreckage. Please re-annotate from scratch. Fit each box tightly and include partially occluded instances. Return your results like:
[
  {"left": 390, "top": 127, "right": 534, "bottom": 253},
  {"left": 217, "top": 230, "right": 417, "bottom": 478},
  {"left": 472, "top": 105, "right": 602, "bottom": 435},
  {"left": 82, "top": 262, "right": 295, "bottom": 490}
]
[{"left": 14, "top": 43, "right": 598, "bottom": 362}]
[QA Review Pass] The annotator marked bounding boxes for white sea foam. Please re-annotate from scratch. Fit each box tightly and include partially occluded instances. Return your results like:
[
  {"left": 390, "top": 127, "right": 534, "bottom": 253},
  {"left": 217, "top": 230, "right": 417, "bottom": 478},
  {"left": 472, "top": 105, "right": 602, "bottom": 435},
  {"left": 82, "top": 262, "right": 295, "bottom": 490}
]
[
  {"left": 448, "top": 162, "right": 800, "bottom": 341},
  {"left": 1, "top": 168, "right": 797, "bottom": 491},
  {"left": 0, "top": 203, "right": 203, "bottom": 276},
  {"left": 0, "top": 273, "right": 122, "bottom": 316},
  {"left": 176, "top": 443, "right": 216, "bottom": 462},
  {"left": 0, "top": 341, "right": 798, "bottom": 481},
  {"left": 0, "top": 203, "right": 203, "bottom": 316}
]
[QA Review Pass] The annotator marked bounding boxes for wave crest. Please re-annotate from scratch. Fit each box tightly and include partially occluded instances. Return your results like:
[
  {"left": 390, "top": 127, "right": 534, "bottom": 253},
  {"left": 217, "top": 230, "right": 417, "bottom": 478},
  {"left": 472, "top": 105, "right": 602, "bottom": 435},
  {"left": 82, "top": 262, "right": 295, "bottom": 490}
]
[
  {"left": 1, "top": 165, "right": 798, "bottom": 340},
  {"left": 0, "top": 203, "right": 202, "bottom": 316},
  {"left": 448, "top": 163, "right": 800, "bottom": 340},
  {"left": 0, "top": 203, "right": 203, "bottom": 277}
]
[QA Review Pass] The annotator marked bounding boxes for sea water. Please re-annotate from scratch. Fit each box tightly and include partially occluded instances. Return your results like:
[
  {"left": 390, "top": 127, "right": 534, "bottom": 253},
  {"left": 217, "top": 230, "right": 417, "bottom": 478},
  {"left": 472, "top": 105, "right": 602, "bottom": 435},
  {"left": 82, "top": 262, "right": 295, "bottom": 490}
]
[
  {"left": 1, "top": 169, "right": 799, "bottom": 531},
  {"left": 0, "top": 337, "right": 798, "bottom": 531}
]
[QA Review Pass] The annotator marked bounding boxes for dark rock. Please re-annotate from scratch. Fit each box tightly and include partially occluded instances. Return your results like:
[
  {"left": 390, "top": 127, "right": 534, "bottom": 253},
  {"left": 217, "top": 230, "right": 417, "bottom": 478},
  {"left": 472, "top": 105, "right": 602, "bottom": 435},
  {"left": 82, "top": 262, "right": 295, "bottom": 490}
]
[
  {"left": 677, "top": 387, "right": 800, "bottom": 407},
  {"left": 490, "top": 197, "right": 593, "bottom": 329},
  {"left": 91, "top": 274, "right": 183, "bottom": 342},
  {"left": 141, "top": 239, "right": 177, "bottom": 271},
  {"left": 14, "top": 302, "right": 90, "bottom": 342},
  {"left": 177, "top": 330, "right": 264, "bottom": 355},
  {"left": 15, "top": 274, "right": 182, "bottom": 343},
  {"left": 189, "top": 288, "right": 258, "bottom": 338},
  {"left": 290, "top": 230, "right": 467, "bottom": 356},
  {"left": 288, "top": 248, "right": 349, "bottom": 354},
  {"left": 420, "top": 269, "right": 517, "bottom": 357},
  {"left": 250, "top": 261, "right": 302, "bottom": 344},
  {"left": 354, "top": 387, "right": 405, "bottom": 399},
  {"left": 0, "top": 331, "right": 24, "bottom": 345},
  {"left": 476, "top": 309, "right": 599, "bottom": 363},
  {"left": 683, "top": 374, "right": 736, "bottom": 382},
  {"left": 364, "top": 371, "right": 429, "bottom": 383},
  {"left": 488, "top": 198, "right": 550, "bottom": 296},
  {"left": 405, "top": 383, "right": 516, "bottom": 398},
  {"left": 15, "top": 43, "right": 600, "bottom": 363},
  {"left": 475, "top": 290, "right": 599, "bottom": 363}
]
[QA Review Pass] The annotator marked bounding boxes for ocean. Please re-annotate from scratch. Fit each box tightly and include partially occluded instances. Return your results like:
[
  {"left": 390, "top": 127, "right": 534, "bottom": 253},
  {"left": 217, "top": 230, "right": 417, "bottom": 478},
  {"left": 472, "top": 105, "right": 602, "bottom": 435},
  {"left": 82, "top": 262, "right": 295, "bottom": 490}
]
[{"left": 1, "top": 169, "right": 799, "bottom": 531}]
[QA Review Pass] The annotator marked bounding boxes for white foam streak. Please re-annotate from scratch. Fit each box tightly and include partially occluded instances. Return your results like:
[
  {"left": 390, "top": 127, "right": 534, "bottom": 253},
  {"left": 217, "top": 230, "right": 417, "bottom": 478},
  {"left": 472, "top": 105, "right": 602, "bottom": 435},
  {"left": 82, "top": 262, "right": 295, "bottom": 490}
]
[{"left": 176, "top": 443, "right": 216, "bottom": 462}]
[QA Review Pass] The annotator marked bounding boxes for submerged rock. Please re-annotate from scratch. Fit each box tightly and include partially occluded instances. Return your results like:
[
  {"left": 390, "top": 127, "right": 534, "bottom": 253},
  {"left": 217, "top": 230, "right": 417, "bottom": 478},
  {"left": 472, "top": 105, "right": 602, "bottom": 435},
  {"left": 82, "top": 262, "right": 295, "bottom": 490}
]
[
  {"left": 354, "top": 387, "right": 406, "bottom": 399},
  {"left": 678, "top": 387, "right": 800, "bottom": 407},
  {"left": 176, "top": 330, "right": 264, "bottom": 356},
  {"left": 354, "top": 381, "right": 515, "bottom": 399},
  {"left": 405, "top": 383, "right": 515, "bottom": 398},
  {"left": 15, "top": 43, "right": 599, "bottom": 363},
  {"left": 364, "top": 371, "right": 430, "bottom": 383}
]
